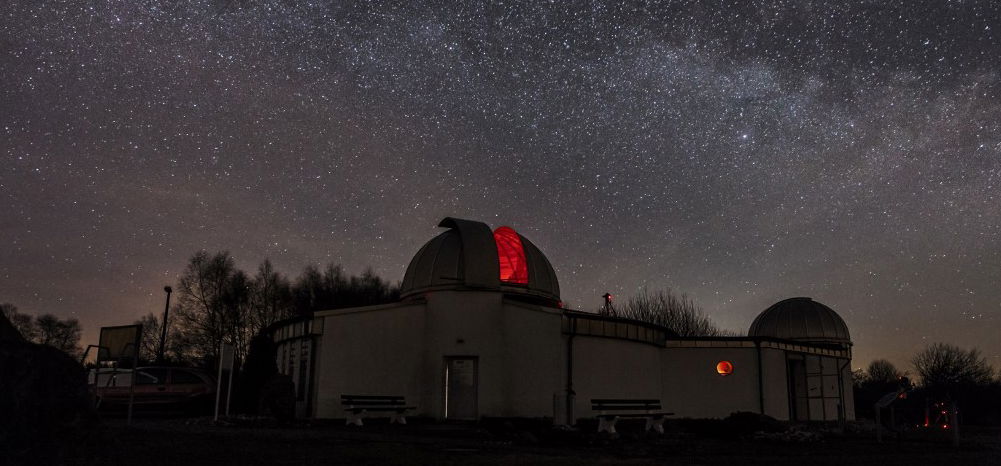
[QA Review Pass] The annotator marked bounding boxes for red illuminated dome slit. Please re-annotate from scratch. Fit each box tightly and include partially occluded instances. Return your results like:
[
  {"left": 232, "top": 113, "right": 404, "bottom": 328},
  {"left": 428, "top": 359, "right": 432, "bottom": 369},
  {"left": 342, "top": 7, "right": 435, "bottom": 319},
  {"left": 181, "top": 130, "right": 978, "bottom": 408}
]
[{"left": 493, "top": 226, "right": 528, "bottom": 284}]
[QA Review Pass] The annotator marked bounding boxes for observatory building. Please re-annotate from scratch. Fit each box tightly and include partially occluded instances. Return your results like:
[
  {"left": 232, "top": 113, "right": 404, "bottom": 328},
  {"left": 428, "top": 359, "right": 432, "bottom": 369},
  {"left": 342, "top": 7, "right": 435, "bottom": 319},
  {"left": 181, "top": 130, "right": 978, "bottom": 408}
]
[{"left": 272, "top": 217, "right": 854, "bottom": 423}]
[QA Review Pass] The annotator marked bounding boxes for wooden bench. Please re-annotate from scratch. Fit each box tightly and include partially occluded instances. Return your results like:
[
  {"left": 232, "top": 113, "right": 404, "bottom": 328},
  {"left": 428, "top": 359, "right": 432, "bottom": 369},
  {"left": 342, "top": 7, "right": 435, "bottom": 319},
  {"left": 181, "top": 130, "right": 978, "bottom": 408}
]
[
  {"left": 591, "top": 398, "right": 674, "bottom": 434},
  {"left": 341, "top": 395, "right": 416, "bottom": 426}
]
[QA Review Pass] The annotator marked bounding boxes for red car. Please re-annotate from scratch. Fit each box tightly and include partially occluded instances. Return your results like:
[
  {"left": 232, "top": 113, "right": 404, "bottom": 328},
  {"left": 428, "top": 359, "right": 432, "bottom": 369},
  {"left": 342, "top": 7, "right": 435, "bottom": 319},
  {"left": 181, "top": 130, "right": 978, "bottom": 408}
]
[{"left": 93, "top": 366, "right": 216, "bottom": 411}]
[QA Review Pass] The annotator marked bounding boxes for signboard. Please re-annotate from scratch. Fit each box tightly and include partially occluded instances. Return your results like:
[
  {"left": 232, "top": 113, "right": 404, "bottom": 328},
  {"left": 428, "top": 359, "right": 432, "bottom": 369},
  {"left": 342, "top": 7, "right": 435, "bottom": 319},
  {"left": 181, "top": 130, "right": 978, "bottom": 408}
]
[
  {"left": 220, "top": 343, "right": 235, "bottom": 371},
  {"left": 98, "top": 325, "right": 142, "bottom": 362},
  {"left": 97, "top": 324, "right": 142, "bottom": 425}
]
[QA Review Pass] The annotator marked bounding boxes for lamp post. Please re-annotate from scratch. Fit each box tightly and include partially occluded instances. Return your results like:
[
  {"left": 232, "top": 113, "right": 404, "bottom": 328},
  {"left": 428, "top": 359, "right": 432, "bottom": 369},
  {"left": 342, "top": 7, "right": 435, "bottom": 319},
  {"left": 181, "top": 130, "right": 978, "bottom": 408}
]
[{"left": 158, "top": 286, "right": 172, "bottom": 363}]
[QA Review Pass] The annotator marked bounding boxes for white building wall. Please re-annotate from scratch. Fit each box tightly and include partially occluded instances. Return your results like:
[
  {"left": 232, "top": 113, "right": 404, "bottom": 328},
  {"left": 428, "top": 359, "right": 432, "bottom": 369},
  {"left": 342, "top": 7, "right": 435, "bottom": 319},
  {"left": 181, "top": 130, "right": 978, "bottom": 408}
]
[
  {"left": 499, "top": 300, "right": 566, "bottom": 418},
  {"left": 421, "top": 291, "right": 507, "bottom": 418},
  {"left": 842, "top": 362, "right": 856, "bottom": 421},
  {"left": 660, "top": 347, "right": 760, "bottom": 419},
  {"left": 310, "top": 293, "right": 852, "bottom": 422},
  {"left": 571, "top": 336, "right": 663, "bottom": 419},
  {"left": 313, "top": 302, "right": 427, "bottom": 418},
  {"left": 760, "top": 347, "right": 791, "bottom": 420},
  {"left": 420, "top": 291, "right": 565, "bottom": 419},
  {"left": 313, "top": 291, "right": 566, "bottom": 420}
]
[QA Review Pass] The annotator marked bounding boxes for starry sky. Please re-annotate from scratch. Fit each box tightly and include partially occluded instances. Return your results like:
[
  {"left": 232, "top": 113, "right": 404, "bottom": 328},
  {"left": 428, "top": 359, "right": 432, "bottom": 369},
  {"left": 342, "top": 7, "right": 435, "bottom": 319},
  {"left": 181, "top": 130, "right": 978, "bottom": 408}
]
[{"left": 2, "top": 1, "right": 1000, "bottom": 372}]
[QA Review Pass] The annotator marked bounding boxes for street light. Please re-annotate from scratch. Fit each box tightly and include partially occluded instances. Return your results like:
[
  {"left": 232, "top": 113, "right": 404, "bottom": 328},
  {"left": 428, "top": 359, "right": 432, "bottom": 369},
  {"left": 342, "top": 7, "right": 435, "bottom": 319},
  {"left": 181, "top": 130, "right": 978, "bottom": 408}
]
[{"left": 158, "top": 285, "right": 172, "bottom": 363}]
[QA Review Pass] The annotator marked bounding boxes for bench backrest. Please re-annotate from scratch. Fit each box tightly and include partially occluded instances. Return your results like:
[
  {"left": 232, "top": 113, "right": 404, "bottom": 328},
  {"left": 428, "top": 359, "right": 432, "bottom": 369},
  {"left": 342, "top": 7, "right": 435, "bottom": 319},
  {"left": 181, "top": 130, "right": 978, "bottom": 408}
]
[
  {"left": 591, "top": 398, "right": 662, "bottom": 411},
  {"left": 341, "top": 395, "right": 407, "bottom": 407}
]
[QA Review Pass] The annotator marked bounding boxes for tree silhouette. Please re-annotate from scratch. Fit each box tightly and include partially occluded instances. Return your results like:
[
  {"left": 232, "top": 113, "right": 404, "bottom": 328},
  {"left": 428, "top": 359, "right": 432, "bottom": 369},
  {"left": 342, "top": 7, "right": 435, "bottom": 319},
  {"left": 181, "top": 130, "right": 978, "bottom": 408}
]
[
  {"left": 168, "top": 251, "right": 399, "bottom": 368},
  {"left": 248, "top": 260, "right": 295, "bottom": 335},
  {"left": 133, "top": 313, "right": 185, "bottom": 364},
  {"left": 617, "top": 288, "right": 735, "bottom": 337},
  {"left": 33, "top": 314, "right": 82, "bottom": 357},
  {"left": 291, "top": 264, "right": 399, "bottom": 315},
  {"left": 912, "top": 342, "right": 994, "bottom": 399},
  {"left": 866, "top": 359, "right": 903, "bottom": 385},
  {"left": 173, "top": 251, "right": 243, "bottom": 365}
]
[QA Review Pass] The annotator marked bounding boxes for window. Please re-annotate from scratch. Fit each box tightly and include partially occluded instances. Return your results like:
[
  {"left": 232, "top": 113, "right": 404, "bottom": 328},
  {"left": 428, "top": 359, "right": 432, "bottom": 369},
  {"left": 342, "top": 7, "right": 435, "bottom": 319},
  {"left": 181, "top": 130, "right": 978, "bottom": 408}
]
[
  {"left": 493, "top": 227, "right": 528, "bottom": 284},
  {"left": 136, "top": 368, "right": 168, "bottom": 385}
]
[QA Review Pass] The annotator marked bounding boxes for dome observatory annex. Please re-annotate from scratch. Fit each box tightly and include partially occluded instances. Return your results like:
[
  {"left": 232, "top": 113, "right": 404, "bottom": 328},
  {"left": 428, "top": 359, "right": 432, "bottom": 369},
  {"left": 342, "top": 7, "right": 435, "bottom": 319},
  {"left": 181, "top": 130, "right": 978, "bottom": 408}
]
[{"left": 271, "top": 217, "right": 855, "bottom": 424}]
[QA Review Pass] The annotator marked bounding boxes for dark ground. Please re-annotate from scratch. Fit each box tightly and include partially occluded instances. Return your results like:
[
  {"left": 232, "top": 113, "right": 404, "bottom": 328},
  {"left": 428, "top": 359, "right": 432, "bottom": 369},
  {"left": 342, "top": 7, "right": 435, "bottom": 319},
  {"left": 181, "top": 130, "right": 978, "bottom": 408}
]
[{"left": 10, "top": 416, "right": 1001, "bottom": 466}]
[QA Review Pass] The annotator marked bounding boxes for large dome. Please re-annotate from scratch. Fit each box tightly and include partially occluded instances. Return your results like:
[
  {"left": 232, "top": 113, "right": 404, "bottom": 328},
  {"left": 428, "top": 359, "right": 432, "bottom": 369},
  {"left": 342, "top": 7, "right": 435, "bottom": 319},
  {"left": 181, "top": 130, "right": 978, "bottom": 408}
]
[
  {"left": 400, "top": 217, "right": 560, "bottom": 305},
  {"left": 748, "top": 297, "right": 850, "bottom": 345}
]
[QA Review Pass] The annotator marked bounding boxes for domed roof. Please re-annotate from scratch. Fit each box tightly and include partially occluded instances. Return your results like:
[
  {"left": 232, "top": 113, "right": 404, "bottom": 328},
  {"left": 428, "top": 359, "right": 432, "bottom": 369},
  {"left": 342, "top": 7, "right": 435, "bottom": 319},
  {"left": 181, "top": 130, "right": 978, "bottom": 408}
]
[
  {"left": 748, "top": 297, "right": 850, "bottom": 345},
  {"left": 400, "top": 217, "right": 561, "bottom": 305}
]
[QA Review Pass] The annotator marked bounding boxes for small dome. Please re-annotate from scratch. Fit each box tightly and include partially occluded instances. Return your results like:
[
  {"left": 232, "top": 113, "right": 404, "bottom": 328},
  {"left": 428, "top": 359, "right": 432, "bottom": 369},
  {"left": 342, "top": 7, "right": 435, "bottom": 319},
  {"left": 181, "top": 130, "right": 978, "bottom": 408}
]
[
  {"left": 748, "top": 297, "right": 850, "bottom": 345},
  {"left": 400, "top": 217, "right": 560, "bottom": 305}
]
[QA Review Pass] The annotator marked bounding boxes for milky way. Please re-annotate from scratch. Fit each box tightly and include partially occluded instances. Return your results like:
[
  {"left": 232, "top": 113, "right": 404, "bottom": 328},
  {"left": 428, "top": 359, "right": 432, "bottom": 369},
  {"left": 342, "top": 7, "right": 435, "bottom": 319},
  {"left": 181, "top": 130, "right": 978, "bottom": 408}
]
[{"left": 2, "top": 1, "right": 1000, "bottom": 370}]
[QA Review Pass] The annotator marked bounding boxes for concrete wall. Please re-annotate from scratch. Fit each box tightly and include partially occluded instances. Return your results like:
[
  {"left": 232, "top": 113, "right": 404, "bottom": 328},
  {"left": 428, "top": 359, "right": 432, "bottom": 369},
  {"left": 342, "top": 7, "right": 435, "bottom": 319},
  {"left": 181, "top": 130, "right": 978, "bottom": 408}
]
[
  {"left": 499, "top": 300, "right": 566, "bottom": 418},
  {"left": 660, "top": 347, "right": 762, "bottom": 419},
  {"left": 571, "top": 336, "right": 664, "bottom": 419},
  {"left": 420, "top": 291, "right": 565, "bottom": 419},
  {"left": 313, "top": 302, "right": 427, "bottom": 418},
  {"left": 312, "top": 292, "right": 853, "bottom": 422},
  {"left": 760, "top": 347, "right": 791, "bottom": 420},
  {"left": 842, "top": 362, "right": 856, "bottom": 421},
  {"left": 313, "top": 291, "right": 566, "bottom": 420}
]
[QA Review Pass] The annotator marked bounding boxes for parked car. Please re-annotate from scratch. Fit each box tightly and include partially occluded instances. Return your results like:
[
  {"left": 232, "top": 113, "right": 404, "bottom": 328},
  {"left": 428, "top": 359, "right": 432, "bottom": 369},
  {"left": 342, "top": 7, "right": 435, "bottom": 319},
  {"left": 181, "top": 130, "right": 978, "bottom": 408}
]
[{"left": 93, "top": 366, "right": 216, "bottom": 412}]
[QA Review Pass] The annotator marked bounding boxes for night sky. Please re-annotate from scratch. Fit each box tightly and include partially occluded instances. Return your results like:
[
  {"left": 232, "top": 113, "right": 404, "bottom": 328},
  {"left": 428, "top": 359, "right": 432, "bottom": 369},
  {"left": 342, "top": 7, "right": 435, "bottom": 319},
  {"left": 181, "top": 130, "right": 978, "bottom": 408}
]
[{"left": 3, "top": 1, "right": 1000, "bottom": 371}]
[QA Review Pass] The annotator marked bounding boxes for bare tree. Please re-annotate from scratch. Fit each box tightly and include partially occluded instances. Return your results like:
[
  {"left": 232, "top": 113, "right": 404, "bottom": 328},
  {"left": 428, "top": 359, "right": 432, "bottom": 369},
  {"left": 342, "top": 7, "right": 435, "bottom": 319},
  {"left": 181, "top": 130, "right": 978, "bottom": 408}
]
[
  {"left": 292, "top": 263, "right": 400, "bottom": 315},
  {"left": 618, "top": 288, "right": 736, "bottom": 337},
  {"left": 135, "top": 313, "right": 163, "bottom": 363},
  {"left": 168, "top": 252, "right": 400, "bottom": 368},
  {"left": 248, "top": 259, "right": 295, "bottom": 336},
  {"left": 221, "top": 269, "right": 254, "bottom": 363},
  {"left": 133, "top": 313, "right": 184, "bottom": 364},
  {"left": 912, "top": 342, "right": 994, "bottom": 396},
  {"left": 173, "top": 251, "right": 243, "bottom": 364},
  {"left": 866, "top": 359, "right": 903, "bottom": 384},
  {"left": 33, "top": 314, "right": 82, "bottom": 357}
]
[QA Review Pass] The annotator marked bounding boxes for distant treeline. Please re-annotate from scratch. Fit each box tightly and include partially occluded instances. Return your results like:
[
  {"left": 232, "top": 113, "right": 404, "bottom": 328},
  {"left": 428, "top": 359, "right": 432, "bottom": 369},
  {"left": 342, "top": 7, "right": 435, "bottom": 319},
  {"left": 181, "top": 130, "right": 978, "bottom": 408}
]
[
  {"left": 855, "top": 343, "right": 1001, "bottom": 426},
  {"left": 142, "top": 251, "right": 399, "bottom": 368},
  {"left": 0, "top": 303, "right": 83, "bottom": 356}
]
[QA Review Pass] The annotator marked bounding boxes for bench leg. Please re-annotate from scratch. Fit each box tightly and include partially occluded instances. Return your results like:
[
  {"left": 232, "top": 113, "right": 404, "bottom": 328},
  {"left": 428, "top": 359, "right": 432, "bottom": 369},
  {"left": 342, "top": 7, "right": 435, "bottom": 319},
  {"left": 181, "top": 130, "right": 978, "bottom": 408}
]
[
  {"left": 645, "top": 416, "right": 666, "bottom": 434},
  {"left": 346, "top": 411, "right": 364, "bottom": 426},
  {"left": 598, "top": 416, "right": 618, "bottom": 434},
  {"left": 390, "top": 412, "right": 407, "bottom": 425}
]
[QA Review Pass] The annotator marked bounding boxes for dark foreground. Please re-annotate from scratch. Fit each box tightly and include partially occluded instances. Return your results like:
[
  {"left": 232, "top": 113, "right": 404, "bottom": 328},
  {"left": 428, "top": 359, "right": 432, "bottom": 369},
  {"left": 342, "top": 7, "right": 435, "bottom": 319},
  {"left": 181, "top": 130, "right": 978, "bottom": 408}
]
[{"left": 12, "top": 417, "right": 1001, "bottom": 466}]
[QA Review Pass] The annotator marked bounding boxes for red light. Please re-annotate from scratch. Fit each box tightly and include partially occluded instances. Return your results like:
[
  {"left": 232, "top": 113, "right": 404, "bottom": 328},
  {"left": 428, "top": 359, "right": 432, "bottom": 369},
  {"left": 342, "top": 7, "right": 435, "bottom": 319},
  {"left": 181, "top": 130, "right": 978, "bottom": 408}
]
[
  {"left": 942, "top": 424, "right": 949, "bottom": 429},
  {"left": 493, "top": 227, "right": 528, "bottom": 285},
  {"left": 716, "top": 361, "right": 734, "bottom": 376}
]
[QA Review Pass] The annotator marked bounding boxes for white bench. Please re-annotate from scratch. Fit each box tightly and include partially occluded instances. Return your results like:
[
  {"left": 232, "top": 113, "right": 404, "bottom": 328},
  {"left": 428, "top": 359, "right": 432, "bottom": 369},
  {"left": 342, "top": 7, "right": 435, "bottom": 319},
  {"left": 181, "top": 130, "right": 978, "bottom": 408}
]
[
  {"left": 341, "top": 394, "right": 415, "bottom": 426},
  {"left": 591, "top": 398, "right": 674, "bottom": 434}
]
